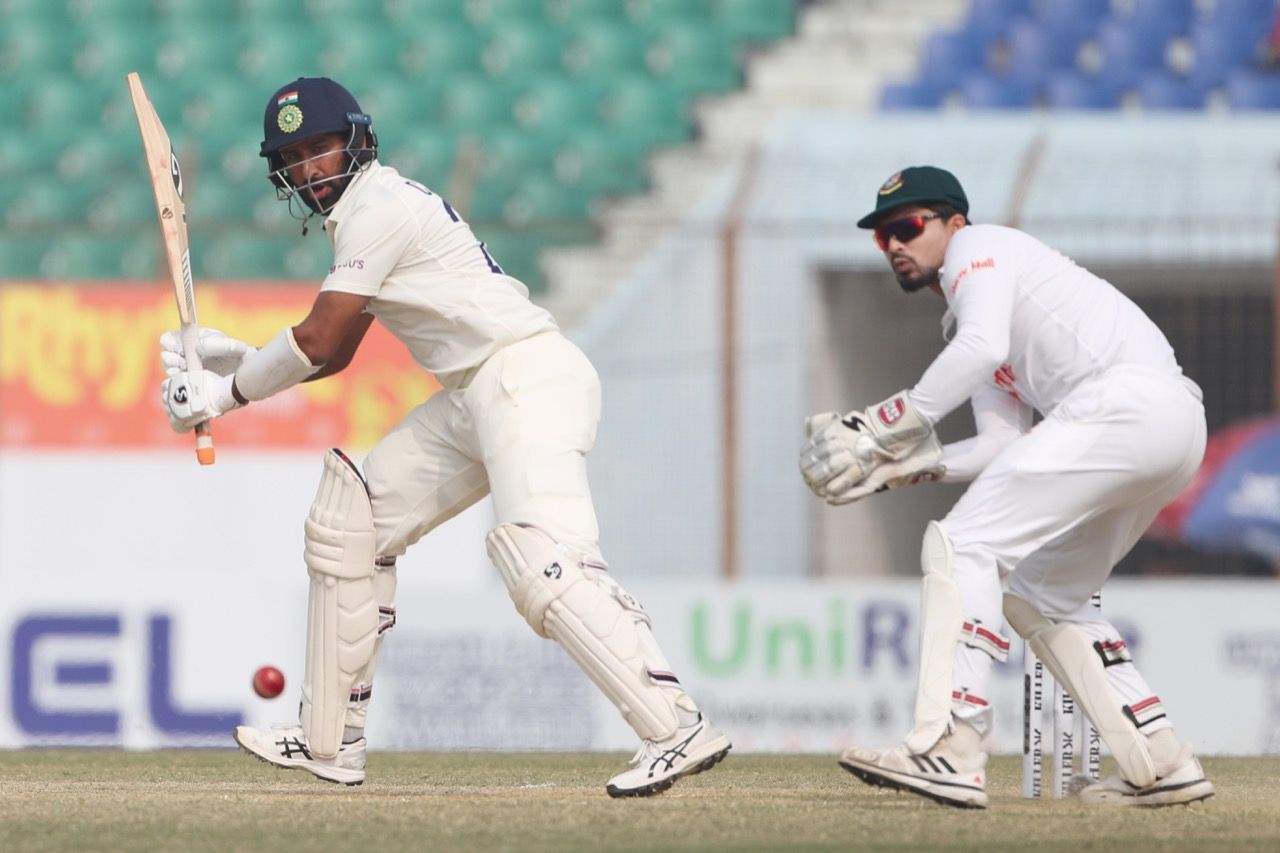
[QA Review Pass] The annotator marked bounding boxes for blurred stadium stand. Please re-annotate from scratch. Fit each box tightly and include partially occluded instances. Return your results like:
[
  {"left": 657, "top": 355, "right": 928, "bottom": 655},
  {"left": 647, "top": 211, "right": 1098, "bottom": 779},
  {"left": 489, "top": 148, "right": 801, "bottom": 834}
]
[{"left": 0, "top": 0, "right": 798, "bottom": 288}]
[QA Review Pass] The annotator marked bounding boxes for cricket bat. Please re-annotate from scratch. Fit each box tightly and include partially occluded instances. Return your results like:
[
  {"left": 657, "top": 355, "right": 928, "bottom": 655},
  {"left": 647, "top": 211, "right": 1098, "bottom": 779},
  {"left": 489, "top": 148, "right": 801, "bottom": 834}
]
[{"left": 126, "top": 71, "right": 215, "bottom": 465}]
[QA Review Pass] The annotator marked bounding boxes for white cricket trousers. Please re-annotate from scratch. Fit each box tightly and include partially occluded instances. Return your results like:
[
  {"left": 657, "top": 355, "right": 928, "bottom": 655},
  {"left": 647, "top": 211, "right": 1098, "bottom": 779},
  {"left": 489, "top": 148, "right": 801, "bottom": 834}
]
[
  {"left": 941, "top": 365, "right": 1206, "bottom": 733},
  {"left": 362, "top": 331, "right": 604, "bottom": 561}
]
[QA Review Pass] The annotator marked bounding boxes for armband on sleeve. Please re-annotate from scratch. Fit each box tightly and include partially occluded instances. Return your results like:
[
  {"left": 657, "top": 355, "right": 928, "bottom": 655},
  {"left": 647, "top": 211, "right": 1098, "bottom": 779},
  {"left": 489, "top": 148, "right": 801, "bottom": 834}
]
[{"left": 233, "top": 328, "right": 319, "bottom": 402}]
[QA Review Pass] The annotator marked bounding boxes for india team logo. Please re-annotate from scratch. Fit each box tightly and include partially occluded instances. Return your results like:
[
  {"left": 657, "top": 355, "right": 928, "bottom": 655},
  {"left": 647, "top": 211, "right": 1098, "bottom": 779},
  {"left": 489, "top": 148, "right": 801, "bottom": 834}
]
[
  {"left": 878, "top": 398, "right": 905, "bottom": 425},
  {"left": 276, "top": 91, "right": 303, "bottom": 133},
  {"left": 878, "top": 171, "right": 904, "bottom": 195}
]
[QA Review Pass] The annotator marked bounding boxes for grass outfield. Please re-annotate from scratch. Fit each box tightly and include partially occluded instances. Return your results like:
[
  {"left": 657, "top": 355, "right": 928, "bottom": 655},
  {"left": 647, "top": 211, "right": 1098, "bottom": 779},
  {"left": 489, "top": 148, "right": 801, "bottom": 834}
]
[{"left": 1, "top": 752, "right": 1276, "bottom": 852}]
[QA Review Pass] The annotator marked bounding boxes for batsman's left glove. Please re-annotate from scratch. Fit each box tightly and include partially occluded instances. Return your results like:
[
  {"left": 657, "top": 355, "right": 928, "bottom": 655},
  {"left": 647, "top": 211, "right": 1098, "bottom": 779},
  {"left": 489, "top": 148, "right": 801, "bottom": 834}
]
[{"left": 161, "top": 369, "right": 242, "bottom": 433}]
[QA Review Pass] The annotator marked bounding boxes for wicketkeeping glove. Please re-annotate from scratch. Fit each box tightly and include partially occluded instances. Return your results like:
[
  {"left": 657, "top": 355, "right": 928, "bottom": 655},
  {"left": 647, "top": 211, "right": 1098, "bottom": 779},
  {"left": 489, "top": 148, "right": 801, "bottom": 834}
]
[
  {"left": 799, "top": 390, "right": 936, "bottom": 500},
  {"left": 161, "top": 368, "right": 242, "bottom": 433},
  {"left": 159, "top": 328, "right": 258, "bottom": 377},
  {"left": 823, "top": 436, "right": 944, "bottom": 505}
]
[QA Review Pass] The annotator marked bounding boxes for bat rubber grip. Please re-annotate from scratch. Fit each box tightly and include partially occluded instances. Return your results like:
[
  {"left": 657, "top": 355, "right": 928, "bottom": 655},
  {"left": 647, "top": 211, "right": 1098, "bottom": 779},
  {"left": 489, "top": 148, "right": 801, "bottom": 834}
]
[{"left": 195, "top": 423, "right": 215, "bottom": 465}]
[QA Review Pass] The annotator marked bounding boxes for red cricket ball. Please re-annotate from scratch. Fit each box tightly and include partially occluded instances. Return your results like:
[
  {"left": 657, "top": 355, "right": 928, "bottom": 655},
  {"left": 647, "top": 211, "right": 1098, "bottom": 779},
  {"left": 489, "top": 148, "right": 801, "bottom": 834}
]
[{"left": 252, "top": 665, "right": 286, "bottom": 699}]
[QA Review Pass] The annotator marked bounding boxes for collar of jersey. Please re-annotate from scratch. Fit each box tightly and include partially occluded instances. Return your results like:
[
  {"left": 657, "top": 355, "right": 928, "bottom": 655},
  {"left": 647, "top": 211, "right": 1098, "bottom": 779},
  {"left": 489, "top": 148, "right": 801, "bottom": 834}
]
[{"left": 323, "top": 159, "right": 381, "bottom": 230}]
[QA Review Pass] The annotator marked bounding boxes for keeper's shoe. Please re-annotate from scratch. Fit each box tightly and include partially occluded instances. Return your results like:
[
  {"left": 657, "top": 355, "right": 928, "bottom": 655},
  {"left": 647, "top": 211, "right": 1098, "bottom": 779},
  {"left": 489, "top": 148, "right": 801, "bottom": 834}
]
[
  {"left": 233, "top": 723, "right": 366, "bottom": 786},
  {"left": 1079, "top": 734, "right": 1213, "bottom": 807},
  {"left": 605, "top": 696, "right": 731, "bottom": 798},
  {"left": 838, "top": 720, "right": 989, "bottom": 809}
]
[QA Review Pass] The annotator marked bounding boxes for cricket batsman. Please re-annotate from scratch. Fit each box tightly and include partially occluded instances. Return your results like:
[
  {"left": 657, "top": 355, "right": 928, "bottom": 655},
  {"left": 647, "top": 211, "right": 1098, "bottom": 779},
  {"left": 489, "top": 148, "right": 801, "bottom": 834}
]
[
  {"left": 799, "top": 166, "right": 1214, "bottom": 808},
  {"left": 158, "top": 77, "right": 730, "bottom": 796}
]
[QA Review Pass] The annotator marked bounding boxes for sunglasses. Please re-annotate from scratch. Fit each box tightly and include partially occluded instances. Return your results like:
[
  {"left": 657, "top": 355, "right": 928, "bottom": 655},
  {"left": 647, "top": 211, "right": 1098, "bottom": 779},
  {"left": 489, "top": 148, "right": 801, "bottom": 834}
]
[{"left": 873, "top": 213, "right": 941, "bottom": 251}]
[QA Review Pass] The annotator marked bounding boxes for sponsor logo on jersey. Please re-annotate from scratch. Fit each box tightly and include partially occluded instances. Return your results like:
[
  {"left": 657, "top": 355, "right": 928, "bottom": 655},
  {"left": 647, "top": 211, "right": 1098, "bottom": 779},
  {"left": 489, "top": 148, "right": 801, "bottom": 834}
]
[
  {"left": 878, "top": 398, "right": 905, "bottom": 425},
  {"left": 994, "top": 363, "right": 1022, "bottom": 401},
  {"left": 277, "top": 104, "right": 303, "bottom": 133},
  {"left": 878, "top": 171, "right": 904, "bottom": 195},
  {"left": 329, "top": 258, "right": 365, "bottom": 273}
]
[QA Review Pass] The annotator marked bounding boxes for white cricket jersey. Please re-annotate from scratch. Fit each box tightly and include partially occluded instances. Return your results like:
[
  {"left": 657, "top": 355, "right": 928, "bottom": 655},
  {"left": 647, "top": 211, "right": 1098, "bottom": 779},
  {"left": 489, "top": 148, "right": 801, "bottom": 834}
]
[
  {"left": 320, "top": 161, "right": 558, "bottom": 389},
  {"left": 910, "top": 224, "right": 1190, "bottom": 424}
]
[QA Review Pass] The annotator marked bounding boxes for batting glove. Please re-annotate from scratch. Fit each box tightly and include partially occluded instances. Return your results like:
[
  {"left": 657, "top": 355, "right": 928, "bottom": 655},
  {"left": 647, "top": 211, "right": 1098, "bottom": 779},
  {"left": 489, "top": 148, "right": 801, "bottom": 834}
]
[
  {"left": 161, "top": 369, "right": 242, "bottom": 433},
  {"left": 160, "top": 328, "right": 259, "bottom": 377}
]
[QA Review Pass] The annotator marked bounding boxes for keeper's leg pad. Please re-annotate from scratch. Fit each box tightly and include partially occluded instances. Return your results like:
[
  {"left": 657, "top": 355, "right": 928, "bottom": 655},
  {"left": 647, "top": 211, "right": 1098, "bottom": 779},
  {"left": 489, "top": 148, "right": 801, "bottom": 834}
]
[
  {"left": 1003, "top": 593, "right": 1156, "bottom": 787},
  {"left": 485, "top": 523, "right": 681, "bottom": 741},
  {"left": 302, "top": 449, "right": 379, "bottom": 759},
  {"left": 905, "top": 521, "right": 965, "bottom": 754}
]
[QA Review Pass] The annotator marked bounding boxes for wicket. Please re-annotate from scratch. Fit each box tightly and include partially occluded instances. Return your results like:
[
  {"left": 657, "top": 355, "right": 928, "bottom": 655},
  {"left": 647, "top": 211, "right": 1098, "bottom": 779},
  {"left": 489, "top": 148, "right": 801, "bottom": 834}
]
[{"left": 1021, "top": 591, "right": 1103, "bottom": 798}]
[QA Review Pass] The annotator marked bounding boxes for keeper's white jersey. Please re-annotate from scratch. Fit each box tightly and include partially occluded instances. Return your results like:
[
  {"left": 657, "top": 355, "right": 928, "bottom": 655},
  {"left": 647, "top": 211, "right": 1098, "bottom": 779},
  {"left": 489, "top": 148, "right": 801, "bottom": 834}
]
[
  {"left": 910, "top": 224, "right": 1189, "bottom": 424},
  {"left": 319, "top": 161, "right": 558, "bottom": 389}
]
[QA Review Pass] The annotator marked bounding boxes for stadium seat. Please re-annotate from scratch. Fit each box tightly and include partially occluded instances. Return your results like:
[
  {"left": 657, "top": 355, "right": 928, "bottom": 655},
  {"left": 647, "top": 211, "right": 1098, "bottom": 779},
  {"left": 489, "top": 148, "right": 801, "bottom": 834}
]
[
  {"left": 0, "top": 235, "right": 52, "bottom": 279},
  {"left": 1096, "top": 20, "right": 1171, "bottom": 90},
  {"left": 22, "top": 77, "right": 111, "bottom": 133},
  {"left": 712, "top": 0, "right": 796, "bottom": 43},
  {"left": 966, "top": 0, "right": 1033, "bottom": 41},
  {"left": 961, "top": 73, "right": 1037, "bottom": 109},
  {"left": 1044, "top": 72, "right": 1121, "bottom": 109},
  {"left": 644, "top": 23, "right": 740, "bottom": 93},
  {"left": 918, "top": 30, "right": 989, "bottom": 87},
  {"left": 562, "top": 21, "right": 649, "bottom": 79},
  {"left": 554, "top": 129, "right": 650, "bottom": 196},
  {"left": 879, "top": 80, "right": 946, "bottom": 110},
  {"left": 1005, "top": 20, "right": 1083, "bottom": 89},
  {"left": 381, "top": 0, "right": 470, "bottom": 27},
  {"left": 40, "top": 234, "right": 159, "bottom": 280},
  {"left": 1209, "top": 0, "right": 1279, "bottom": 28},
  {"left": 1127, "top": 0, "right": 1197, "bottom": 39},
  {"left": 1036, "top": 0, "right": 1110, "bottom": 41},
  {"left": 153, "top": 24, "right": 244, "bottom": 79},
  {"left": 544, "top": 0, "right": 630, "bottom": 25},
  {"left": 1137, "top": 72, "right": 1208, "bottom": 110},
  {"left": 481, "top": 22, "right": 567, "bottom": 80},
  {"left": 316, "top": 23, "right": 405, "bottom": 79},
  {"left": 598, "top": 76, "right": 691, "bottom": 148},
  {"left": 626, "top": 0, "right": 713, "bottom": 27},
  {"left": 87, "top": 182, "right": 159, "bottom": 232},
  {"left": 437, "top": 74, "right": 516, "bottom": 131},
  {"left": 378, "top": 130, "right": 461, "bottom": 189},
  {"left": 511, "top": 76, "right": 600, "bottom": 135},
  {"left": 71, "top": 24, "right": 159, "bottom": 80},
  {"left": 398, "top": 23, "right": 485, "bottom": 78},
  {"left": 1225, "top": 68, "right": 1280, "bottom": 109},
  {"left": 4, "top": 177, "right": 98, "bottom": 230},
  {"left": 1189, "top": 22, "right": 1266, "bottom": 89}
]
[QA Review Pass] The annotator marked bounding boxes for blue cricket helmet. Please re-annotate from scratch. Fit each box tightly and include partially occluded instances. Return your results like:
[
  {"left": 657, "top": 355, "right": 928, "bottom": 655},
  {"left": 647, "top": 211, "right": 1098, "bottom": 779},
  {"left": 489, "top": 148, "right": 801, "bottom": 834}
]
[{"left": 260, "top": 77, "right": 377, "bottom": 208}]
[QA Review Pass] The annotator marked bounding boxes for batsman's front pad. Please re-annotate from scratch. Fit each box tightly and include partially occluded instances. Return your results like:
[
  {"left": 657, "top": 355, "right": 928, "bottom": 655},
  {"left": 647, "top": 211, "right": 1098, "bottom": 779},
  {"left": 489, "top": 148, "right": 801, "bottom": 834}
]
[
  {"left": 486, "top": 523, "right": 681, "bottom": 741},
  {"left": 1003, "top": 593, "right": 1156, "bottom": 787},
  {"left": 302, "top": 449, "right": 378, "bottom": 759}
]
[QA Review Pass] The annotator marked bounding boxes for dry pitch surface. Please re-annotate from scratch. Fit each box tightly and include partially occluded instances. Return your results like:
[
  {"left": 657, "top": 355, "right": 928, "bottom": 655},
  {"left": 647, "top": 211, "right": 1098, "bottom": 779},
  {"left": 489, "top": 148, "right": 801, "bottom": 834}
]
[{"left": 1, "top": 751, "right": 1276, "bottom": 852}]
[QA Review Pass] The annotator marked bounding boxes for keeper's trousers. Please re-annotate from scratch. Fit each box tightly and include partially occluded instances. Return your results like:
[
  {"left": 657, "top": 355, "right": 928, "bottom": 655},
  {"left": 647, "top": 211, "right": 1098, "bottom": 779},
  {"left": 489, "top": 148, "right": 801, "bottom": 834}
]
[{"left": 941, "top": 366, "right": 1206, "bottom": 734}]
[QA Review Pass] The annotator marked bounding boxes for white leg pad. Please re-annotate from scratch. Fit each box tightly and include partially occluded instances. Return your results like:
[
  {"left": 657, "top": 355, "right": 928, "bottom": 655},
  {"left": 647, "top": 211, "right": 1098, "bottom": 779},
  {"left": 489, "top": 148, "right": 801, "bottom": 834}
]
[
  {"left": 302, "top": 449, "right": 379, "bottom": 759},
  {"left": 904, "top": 521, "right": 964, "bottom": 754},
  {"left": 1003, "top": 593, "right": 1156, "bottom": 788},
  {"left": 485, "top": 523, "right": 681, "bottom": 741}
]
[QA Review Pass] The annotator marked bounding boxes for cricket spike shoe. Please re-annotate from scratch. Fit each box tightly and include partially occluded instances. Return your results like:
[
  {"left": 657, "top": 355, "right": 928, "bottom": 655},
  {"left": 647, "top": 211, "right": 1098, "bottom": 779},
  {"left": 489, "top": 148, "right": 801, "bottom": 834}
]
[
  {"left": 838, "top": 720, "right": 989, "bottom": 809},
  {"left": 234, "top": 722, "right": 366, "bottom": 786},
  {"left": 1079, "top": 730, "right": 1214, "bottom": 807},
  {"left": 605, "top": 695, "right": 732, "bottom": 798}
]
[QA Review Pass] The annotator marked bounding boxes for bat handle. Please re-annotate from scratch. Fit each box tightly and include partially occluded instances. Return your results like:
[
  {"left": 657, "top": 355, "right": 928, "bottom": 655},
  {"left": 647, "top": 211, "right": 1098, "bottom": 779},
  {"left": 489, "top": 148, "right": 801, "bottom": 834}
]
[{"left": 195, "top": 421, "right": 215, "bottom": 465}]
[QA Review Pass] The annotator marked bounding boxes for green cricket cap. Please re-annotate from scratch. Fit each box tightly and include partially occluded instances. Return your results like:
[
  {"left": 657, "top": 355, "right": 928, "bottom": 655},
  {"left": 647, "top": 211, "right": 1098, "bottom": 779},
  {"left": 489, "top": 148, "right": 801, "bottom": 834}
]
[{"left": 857, "top": 166, "right": 969, "bottom": 229}]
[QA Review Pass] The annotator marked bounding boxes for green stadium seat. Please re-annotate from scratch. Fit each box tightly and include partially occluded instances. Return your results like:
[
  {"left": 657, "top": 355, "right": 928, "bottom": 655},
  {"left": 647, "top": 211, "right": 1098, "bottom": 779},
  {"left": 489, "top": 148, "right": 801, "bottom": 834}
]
[
  {"left": 154, "top": 24, "right": 245, "bottom": 80},
  {"left": 153, "top": 0, "right": 236, "bottom": 24},
  {"left": 511, "top": 75, "right": 600, "bottom": 135},
  {"left": 554, "top": 129, "right": 650, "bottom": 196},
  {"left": 196, "top": 232, "right": 329, "bottom": 280},
  {"left": 0, "top": 235, "right": 53, "bottom": 280},
  {"left": 188, "top": 180, "right": 263, "bottom": 228},
  {"left": 438, "top": 74, "right": 516, "bottom": 131},
  {"left": 237, "top": 27, "right": 326, "bottom": 92},
  {"left": 464, "top": 0, "right": 553, "bottom": 26},
  {"left": 544, "top": 0, "right": 629, "bottom": 24},
  {"left": 399, "top": 23, "right": 486, "bottom": 78},
  {"left": 379, "top": 130, "right": 460, "bottom": 188},
  {"left": 40, "top": 234, "right": 159, "bottom": 280},
  {"left": 382, "top": 0, "right": 471, "bottom": 27},
  {"left": 235, "top": 0, "right": 310, "bottom": 22},
  {"left": 87, "top": 181, "right": 158, "bottom": 231},
  {"left": 4, "top": 177, "right": 100, "bottom": 230},
  {"left": 644, "top": 23, "right": 740, "bottom": 93},
  {"left": 65, "top": 0, "right": 152, "bottom": 26},
  {"left": 713, "top": 0, "right": 796, "bottom": 43},
  {"left": 55, "top": 134, "right": 145, "bottom": 182},
  {"left": 316, "top": 22, "right": 406, "bottom": 79},
  {"left": 626, "top": 0, "right": 713, "bottom": 26},
  {"left": 598, "top": 75, "right": 691, "bottom": 147},
  {"left": 480, "top": 22, "right": 566, "bottom": 80},
  {"left": 562, "top": 21, "right": 648, "bottom": 79},
  {"left": 502, "top": 174, "right": 595, "bottom": 227},
  {"left": 22, "top": 77, "right": 111, "bottom": 133}
]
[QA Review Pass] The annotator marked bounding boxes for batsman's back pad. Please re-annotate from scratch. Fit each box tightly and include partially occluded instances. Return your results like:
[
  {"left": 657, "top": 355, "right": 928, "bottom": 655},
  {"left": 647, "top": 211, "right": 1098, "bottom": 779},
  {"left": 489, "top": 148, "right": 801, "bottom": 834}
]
[
  {"left": 486, "top": 523, "right": 680, "bottom": 741},
  {"left": 1004, "top": 593, "right": 1156, "bottom": 787},
  {"left": 302, "top": 449, "right": 379, "bottom": 758}
]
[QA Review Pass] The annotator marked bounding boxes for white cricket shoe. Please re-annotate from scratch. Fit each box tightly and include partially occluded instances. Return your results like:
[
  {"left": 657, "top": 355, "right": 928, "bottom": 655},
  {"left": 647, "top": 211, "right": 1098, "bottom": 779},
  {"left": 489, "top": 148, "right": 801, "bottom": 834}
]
[
  {"left": 234, "top": 723, "right": 366, "bottom": 786},
  {"left": 838, "top": 720, "right": 989, "bottom": 809},
  {"left": 1079, "top": 730, "right": 1213, "bottom": 807},
  {"left": 605, "top": 697, "right": 731, "bottom": 798}
]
